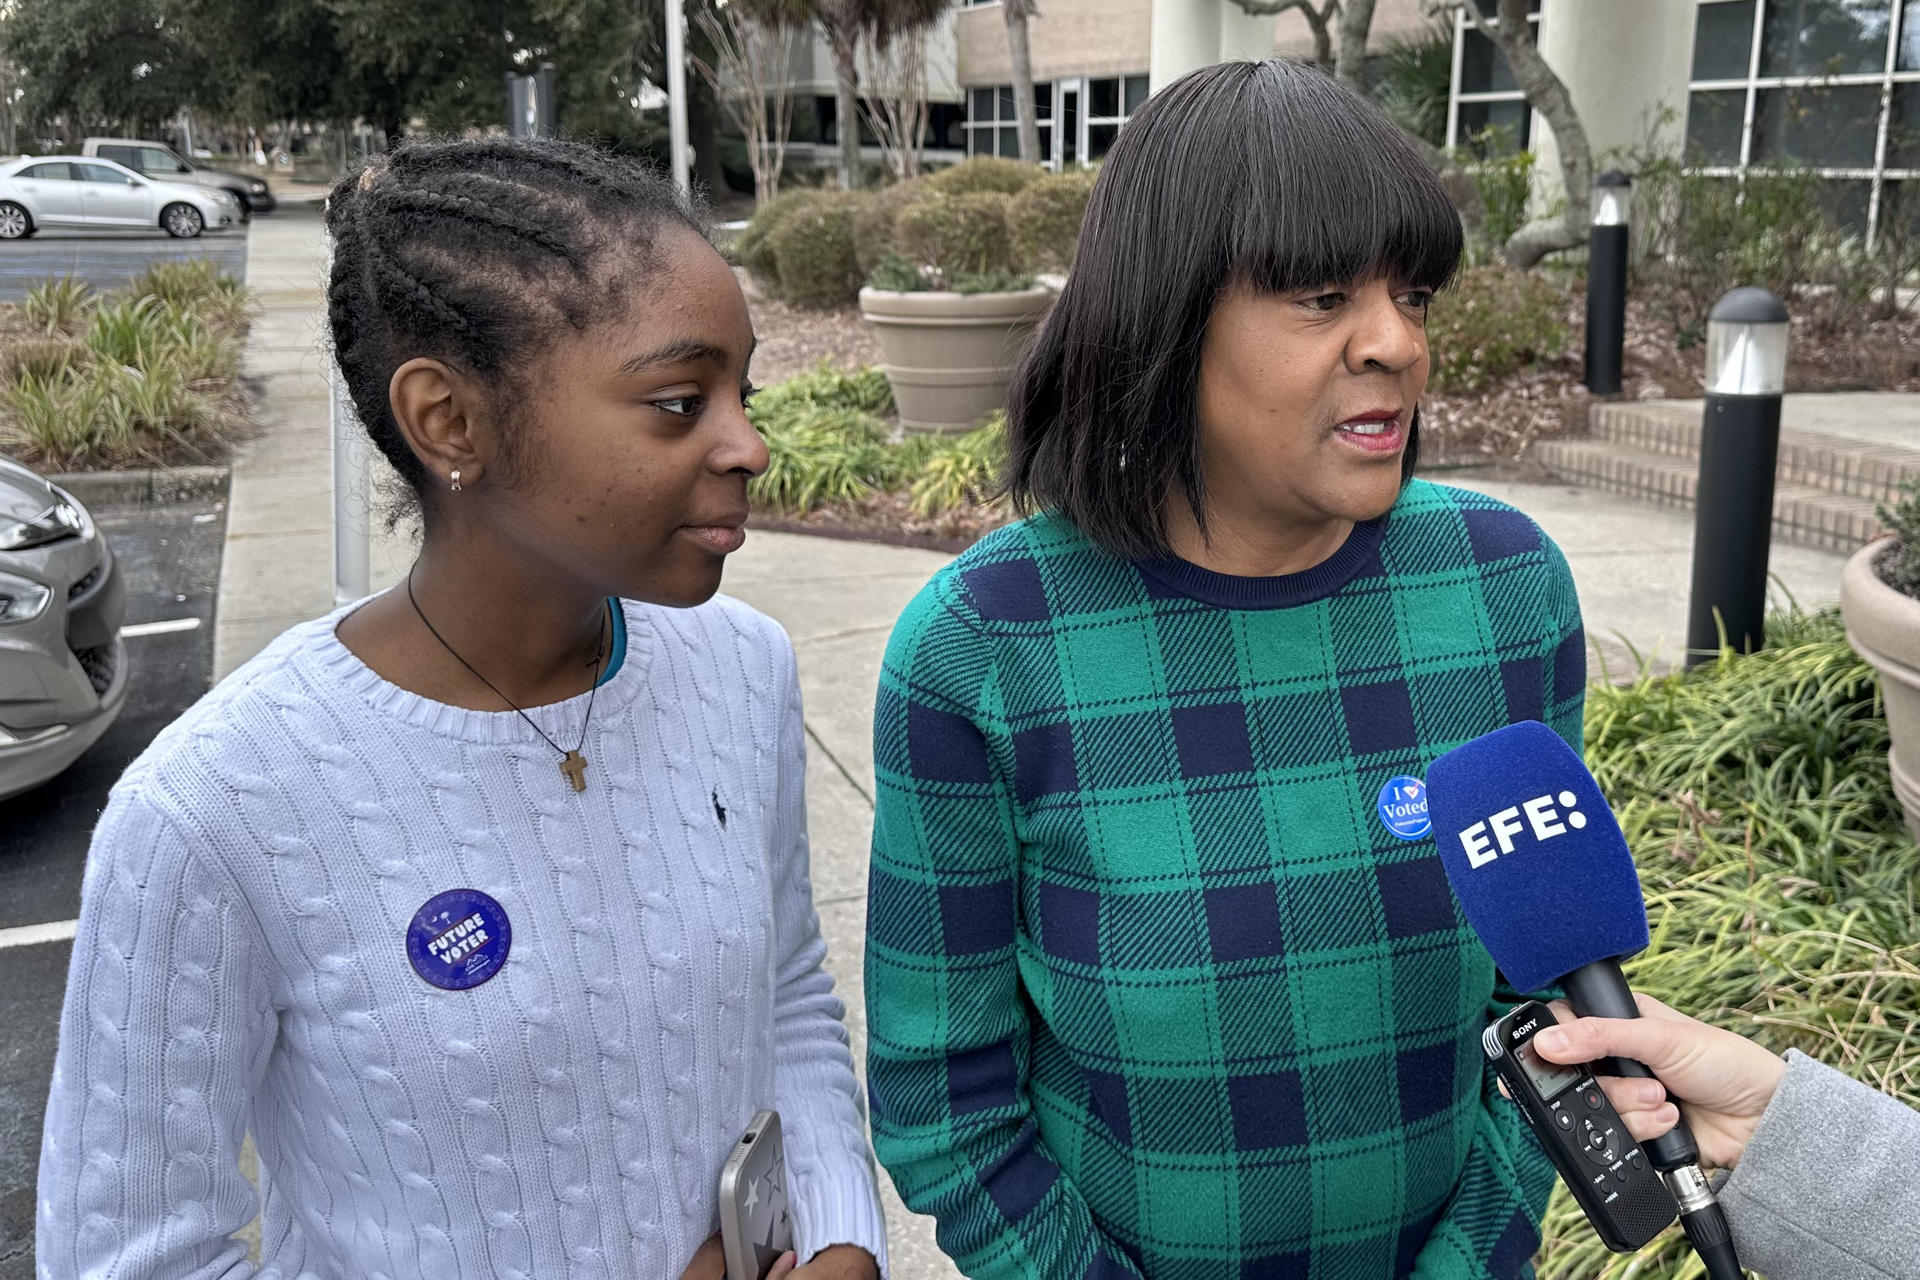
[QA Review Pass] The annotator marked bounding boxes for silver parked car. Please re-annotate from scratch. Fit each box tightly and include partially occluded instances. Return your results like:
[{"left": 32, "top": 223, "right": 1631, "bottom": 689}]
[
  {"left": 83, "top": 137, "right": 277, "bottom": 215},
  {"left": 0, "top": 155, "right": 241, "bottom": 240},
  {"left": 0, "top": 457, "right": 127, "bottom": 801}
]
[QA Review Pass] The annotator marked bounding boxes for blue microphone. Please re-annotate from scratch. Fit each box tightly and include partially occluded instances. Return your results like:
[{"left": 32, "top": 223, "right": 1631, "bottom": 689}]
[{"left": 1427, "top": 721, "right": 1744, "bottom": 1279}]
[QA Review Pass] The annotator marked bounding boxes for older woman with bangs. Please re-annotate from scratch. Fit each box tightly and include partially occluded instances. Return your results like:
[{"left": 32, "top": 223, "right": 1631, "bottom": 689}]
[{"left": 864, "top": 60, "right": 1585, "bottom": 1280}]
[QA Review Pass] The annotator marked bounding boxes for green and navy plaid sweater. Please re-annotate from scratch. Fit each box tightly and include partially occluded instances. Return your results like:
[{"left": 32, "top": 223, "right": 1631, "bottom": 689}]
[{"left": 865, "top": 480, "right": 1586, "bottom": 1280}]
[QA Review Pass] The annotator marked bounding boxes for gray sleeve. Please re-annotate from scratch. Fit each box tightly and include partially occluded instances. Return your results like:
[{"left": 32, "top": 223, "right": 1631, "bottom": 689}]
[{"left": 1714, "top": 1049, "right": 1920, "bottom": 1280}]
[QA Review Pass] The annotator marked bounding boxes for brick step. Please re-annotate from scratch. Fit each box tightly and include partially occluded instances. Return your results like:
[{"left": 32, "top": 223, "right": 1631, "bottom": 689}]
[
  {"left": 1589, "top": 402, "right": 1920, "bottom": 506},
  {"left": 1532, "top": 437, "right": 1885, "bottom": 555}
]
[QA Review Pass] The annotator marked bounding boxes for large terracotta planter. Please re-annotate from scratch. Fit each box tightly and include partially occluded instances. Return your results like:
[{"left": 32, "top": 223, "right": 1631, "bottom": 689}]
[
  {"left": 858, "top": 285, "right": 1054, "bottom": 433},
  {"left": 1840, "top": 538, "right": 1920, "bottom": 842}
]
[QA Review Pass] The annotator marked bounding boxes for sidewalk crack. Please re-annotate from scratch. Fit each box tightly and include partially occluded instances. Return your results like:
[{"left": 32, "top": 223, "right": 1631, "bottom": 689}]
[{"left": 806, "top": 722, "right": 873, "bottom": 808}]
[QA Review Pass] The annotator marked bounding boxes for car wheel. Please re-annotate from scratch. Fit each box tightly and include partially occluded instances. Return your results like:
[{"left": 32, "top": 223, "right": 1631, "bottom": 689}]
[
  {"left": 0, "top": 201, "right": 33, "bottom": 239},
  {"left": 161, "top": 203, "right": 204, "bottom": 239}
]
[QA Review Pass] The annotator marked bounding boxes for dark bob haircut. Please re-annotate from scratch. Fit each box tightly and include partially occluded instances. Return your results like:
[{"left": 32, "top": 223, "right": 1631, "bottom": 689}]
[{"left": 1004, "top": 58, "right": 1465, "bottom": 560}]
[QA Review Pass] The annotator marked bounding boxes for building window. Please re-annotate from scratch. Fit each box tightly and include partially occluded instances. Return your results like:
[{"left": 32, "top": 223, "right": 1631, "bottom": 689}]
[
  {"left": 1447, "top": 0, "right": 1543, "bottom": 155},
  {"left": 966, "top": 83, "right": 1048, "bottom": 159},
  {"left": 1686, "top": 0, "right": 1920, "bottom": 244},
  {"left": 964, "top": 74, "right": 1148, "bottom": 168}
]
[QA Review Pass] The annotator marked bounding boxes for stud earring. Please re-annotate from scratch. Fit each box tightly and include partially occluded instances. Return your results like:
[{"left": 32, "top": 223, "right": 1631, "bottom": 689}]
[{"left": 450, "top": 470, "right": 462, "bottom": 492}]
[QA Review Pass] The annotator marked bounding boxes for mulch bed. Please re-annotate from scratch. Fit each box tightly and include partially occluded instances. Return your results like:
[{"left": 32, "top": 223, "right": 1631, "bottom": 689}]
[{"left": 1420, "top": 282, "right": 1920, "bottom": 466}]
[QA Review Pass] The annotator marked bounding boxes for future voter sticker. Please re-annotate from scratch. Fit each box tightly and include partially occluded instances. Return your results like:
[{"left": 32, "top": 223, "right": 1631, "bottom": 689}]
[
  {"left": 1377, "top": 775, "right": 1432, "bottom": 840},
  {"left": 406, "top": 888, "right": 511, "bottom": 991}
]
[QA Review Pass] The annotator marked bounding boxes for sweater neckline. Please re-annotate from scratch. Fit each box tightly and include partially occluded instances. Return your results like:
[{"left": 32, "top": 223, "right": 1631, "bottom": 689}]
[
  {"left": 1134, "top": 514, "right": 1388, "bottom": 610},
  {"left": 298, "top": 596, "right": 656, "bottom": 746}
]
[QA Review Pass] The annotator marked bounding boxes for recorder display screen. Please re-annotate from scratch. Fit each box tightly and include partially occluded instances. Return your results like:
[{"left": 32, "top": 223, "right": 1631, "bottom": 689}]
[{"left": 1515, "top": 1040, "right": 1582, "bottom": 1099}]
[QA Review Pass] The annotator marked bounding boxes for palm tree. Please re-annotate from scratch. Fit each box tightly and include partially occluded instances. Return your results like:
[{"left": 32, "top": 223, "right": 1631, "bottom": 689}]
[
  {"left": 812, "top": 0, "right": 948, "bottom": 188},
  {"left": 1003, "top": 0, "right": 1041, "bottom": 165}
]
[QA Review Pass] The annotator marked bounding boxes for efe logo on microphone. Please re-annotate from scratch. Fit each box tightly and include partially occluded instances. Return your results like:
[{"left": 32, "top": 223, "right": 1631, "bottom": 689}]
[{"left": 1458, "top": 790, "right": 1588, "bottom": 868}]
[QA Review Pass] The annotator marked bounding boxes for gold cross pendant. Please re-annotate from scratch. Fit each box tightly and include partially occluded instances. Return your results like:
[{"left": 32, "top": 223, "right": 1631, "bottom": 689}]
[{"left": 559, "top": 749, "right": 589, "bottom": 792}]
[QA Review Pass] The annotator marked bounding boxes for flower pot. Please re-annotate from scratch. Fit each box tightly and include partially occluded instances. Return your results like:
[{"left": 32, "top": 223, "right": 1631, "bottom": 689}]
[
  {"left": 858, "top": 285, "right": 1054, "bottom": 433},
  {"left": 1840, "top": 538, "right": 1920, "bottom": 843}
]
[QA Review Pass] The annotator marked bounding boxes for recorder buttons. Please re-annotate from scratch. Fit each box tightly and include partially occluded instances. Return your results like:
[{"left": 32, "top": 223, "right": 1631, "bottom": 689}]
[
  {"left": 1554, "top": 1109, "right": 1575, "bottom": 1131},
  {"left": 1583, "top": 1087, "right": 1605, "bottom": 1111}
]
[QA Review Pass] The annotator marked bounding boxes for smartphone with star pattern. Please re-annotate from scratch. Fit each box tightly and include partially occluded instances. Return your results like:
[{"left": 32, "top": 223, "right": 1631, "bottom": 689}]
[{"left": 718, "top": 1109, "right": 792, "bottom": 1280}]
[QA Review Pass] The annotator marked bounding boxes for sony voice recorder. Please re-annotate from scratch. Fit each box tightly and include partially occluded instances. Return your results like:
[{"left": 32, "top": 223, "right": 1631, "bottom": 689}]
[{"left": 1484, "top": 1001, "right": 1678, "bottom": 1252}]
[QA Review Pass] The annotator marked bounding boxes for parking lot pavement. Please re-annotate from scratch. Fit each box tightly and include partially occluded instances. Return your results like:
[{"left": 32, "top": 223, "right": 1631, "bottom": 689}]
[
  {"left": 0, "top": 227, "right": 249, "bottom": 302},
  {"left": 0, "top": 479, "right": 227, "bottom": 1276}
]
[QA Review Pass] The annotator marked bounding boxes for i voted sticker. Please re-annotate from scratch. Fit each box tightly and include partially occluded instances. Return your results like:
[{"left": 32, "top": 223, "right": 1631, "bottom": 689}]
[
  {"left": 407, "top": 888, "right": 511, "bottom": 991},
  {"left": 1377, "top": 775, "right": 1432, "bottom": 840}
]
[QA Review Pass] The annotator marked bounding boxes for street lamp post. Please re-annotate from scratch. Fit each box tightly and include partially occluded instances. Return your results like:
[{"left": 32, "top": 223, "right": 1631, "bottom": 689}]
[
  {"left": 1684, "top": 287, "right": 1790, "bottom": 667},
  {"left": 666, "top": 0, "right": 691, "bottom": 196},
  {"left": 1584, "top": 169, "right": 1631, "bottom": 396}
]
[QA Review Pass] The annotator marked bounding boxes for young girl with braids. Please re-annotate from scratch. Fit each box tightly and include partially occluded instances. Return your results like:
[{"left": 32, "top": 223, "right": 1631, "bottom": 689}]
[{"left": 37, "top": 139, "right": 885, "bottom": 1280}]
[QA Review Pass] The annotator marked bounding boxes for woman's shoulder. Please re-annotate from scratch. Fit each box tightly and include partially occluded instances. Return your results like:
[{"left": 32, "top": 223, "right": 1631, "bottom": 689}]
[
  {"left": 1389, "top": 478, "right": 1569, "bottom": 573},
  {"left": 901, "top": 510, "right": 1106, "bottom": 630}
]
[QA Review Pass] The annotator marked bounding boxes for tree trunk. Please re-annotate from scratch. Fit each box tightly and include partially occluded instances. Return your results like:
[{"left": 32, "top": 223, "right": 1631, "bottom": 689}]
[
  {"left": 1485, "top": 0, "right": 1593, "bottom": 269},
  {"left": 1005, "top": 0, "right": 1042, "bottom": 165},
  {"left": 828, "top": 34, "right": 862, "bottom": 189},
  {"left": 1302, "top": 4, "right": 1332, "bottom": 68},
  {"left": 1335, "top": 0, "right": 1375, "bottom": 95},
  {"left": 688, "top": 80, "right": 729, "bottom": 198}
]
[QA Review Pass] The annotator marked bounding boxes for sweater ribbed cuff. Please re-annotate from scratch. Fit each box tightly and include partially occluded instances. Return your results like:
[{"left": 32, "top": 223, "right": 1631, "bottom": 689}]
[{"left": 791, "top": 1160, "right": 890, "bottom": 1277}]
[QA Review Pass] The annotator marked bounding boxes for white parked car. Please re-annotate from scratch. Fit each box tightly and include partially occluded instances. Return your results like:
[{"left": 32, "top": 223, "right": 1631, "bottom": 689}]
[{"left": 0, "top": 154, "right": 240, "bottom": 240}]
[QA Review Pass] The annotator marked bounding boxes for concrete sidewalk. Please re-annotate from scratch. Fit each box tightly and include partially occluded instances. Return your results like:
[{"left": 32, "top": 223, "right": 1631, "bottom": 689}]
[{"left": 223, "top": 209, "right": 1854, "bottom": 1277}]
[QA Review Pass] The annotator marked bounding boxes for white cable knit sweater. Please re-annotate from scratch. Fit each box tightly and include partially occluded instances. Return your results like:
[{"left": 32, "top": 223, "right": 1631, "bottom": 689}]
[{"left": 36, "top": 594, "right": 888, "bottom": 1280}]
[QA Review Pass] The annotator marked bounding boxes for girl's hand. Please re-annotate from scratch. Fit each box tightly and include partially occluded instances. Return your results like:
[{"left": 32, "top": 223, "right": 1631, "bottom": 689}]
[
  {"left": 678, "top": 1231, "right": 726, "bottom": 1280},
  {"left": 768, "top": 1244, "right": 881, "bottom": 1279}
]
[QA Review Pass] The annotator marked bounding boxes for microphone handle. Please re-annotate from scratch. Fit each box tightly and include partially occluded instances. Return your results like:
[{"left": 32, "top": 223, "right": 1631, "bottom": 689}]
[{"left": 1558, "top": 959, "right": 1702, "bottom": 1171}]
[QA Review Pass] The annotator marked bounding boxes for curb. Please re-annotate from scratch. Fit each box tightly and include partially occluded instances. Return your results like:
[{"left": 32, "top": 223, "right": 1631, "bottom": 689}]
[{"left": 47, "top": 466, "right": 231, "bottom": 509}]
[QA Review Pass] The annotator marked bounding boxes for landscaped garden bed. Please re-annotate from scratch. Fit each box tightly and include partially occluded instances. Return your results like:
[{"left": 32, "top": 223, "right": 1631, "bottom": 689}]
[
  {"left": 1538, "top": 608, "right": 1919, "bottom": 1277},
  {"left": 0, "top": 262, "right": 256, "bottom": 471}
]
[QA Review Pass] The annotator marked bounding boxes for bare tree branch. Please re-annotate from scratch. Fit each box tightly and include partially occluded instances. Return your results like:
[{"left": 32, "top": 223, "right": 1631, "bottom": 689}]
[
  {"left": 1224, "top": 0, "right": 1337, "bottom": 67},
  {"left": 861, "top": 28, "right": 931, "bottom": 181},
  {"left": 1482, "top": 0, "right": 1593, "bottom": 268},
  {"left": 691, "top": 4, "right": 800, "bottom": 204}
]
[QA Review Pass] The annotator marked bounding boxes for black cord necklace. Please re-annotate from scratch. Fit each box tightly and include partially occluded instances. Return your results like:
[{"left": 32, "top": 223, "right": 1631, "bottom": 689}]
[{"left": 406, "top": 564, "right": 608, "bottom": 793}]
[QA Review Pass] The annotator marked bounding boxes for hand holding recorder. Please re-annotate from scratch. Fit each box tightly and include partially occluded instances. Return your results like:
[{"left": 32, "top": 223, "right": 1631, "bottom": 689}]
[{"left": 1533, "top": 993, "right": 1786, "bottom": 1171}]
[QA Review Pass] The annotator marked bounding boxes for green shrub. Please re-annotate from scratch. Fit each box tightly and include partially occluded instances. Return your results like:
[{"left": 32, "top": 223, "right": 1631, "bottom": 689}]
[
  {"left": 852, "top": 180, "right": 930, "bottom": 276},
  {"left": 86, "top": 295, "right": 164, "bottom": 368},
  {"left": 747, "top": 362, "right": 895, "bottom": 423},
  {"left": 896, "top": 192, "right": 1019, "bottom": 279},
  {"left": 1, "top": 336, "right": 84, "bottom": 386},
  {"left": 751, "top": 405, "right": 895, "bottom": 511},
  {"left": 925, "top": 155, "right": 1043, "bottom": 196},
  {"left": 737, "top": 188, "right": 833, "bottom": 293},
  {"left": 1373, "top": 22, "right": 1454, "bottom": 148},
  {"left": 865, "top": 253, "right": 926, "bottom": 292},
  {"left": 909, "top": 415, "right": 1007, "bottom": 516},
  {"left": 770, "top": 201, "right": 863, "bottom": 308},
  {"left": 127, "top": 259, "right": 253, "bottom": 329},
  {"left": 1009, "top": 168, "right": 1097, "bottom": 273},
  {"left": 0, "top": 273, "right": 246, "bottom": 468},
  {"left": 1426, "top": 265, "right": 1569, "bottom": 394},
  {"left": 22, "top": 276, "right": 95, "bottom": 336},
  {"left": 1877, "top": 481, "right": 1920, "bottom": 597},
  {"left": 1541, "top": 610, "right": 1918, "bottom": 1277}
]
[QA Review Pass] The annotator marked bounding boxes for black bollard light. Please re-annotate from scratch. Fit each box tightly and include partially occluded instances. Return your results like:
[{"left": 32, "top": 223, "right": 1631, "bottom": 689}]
[
  {"left": 1584, "top": 171, "right": 1631, "bottom": 395},
  {"left": 1685, "top": 287, "right": 1789, "bottom": 668}
]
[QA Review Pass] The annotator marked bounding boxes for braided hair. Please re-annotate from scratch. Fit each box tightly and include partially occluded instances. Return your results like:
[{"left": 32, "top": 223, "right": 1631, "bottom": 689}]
[{"left": 325, "top": 138, "right": 705, "bottom": 502}]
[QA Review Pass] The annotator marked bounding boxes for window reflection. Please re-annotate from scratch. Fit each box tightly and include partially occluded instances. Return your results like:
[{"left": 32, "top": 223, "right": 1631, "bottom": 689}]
[{"left": 1759, "top": 0, "right": 1892, "bottom": 76}]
